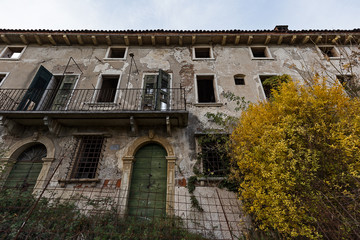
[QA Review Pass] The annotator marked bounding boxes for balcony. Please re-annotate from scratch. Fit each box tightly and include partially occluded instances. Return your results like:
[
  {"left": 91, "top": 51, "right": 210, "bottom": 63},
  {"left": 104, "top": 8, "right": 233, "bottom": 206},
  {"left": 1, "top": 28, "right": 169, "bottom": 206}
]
[{"left": 0, "top": 88, "right": 188, "bottom": 133}]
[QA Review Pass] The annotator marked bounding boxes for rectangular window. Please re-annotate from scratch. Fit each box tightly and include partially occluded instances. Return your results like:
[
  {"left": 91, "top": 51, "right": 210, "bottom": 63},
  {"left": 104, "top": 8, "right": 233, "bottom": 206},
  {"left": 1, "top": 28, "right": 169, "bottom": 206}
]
[
  {"left": 105, "top": 47, "right": 127, "bottom": 59},
  {"left": 0, "top": 46, "right": 26, "bottom": 59},
  {"left": 196, "top": 75, "right": 216, "bottom": 103},
  {"left": 97, "top": 75, "right": 120, "bottom": 102},
  {"left": 71, "top": 135, "right": 105, "bottom": 179},
  {"left": 318, "top": 46, "right": 339, "bottom": 58},
  {"left": 250, "top": 46, "right": 272, "bottom": 59},
  {"left": 193, "top": 46, "right": 214, "bottom": 60},
  {"left": 259, "top": 75, "right": 277, "bottom": 99},
  {"left": 198, "top": 135, "right": 229, "bottom": 177},
  {"left": 337, "top": 75, "right": 353, "bottom": 85},
  {"left": 234, "top": 74, "right": 245, "bottom": 85},
  {"left": 0, "top": 73, "right": 8, "bottom": 87}
]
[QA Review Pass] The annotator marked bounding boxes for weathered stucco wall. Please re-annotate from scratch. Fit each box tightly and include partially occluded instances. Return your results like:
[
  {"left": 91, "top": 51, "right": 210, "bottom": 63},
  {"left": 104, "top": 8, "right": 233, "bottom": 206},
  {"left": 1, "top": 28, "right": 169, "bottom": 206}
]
[{"left": 0, "top": 42, "right": 358, "bottom": 239}]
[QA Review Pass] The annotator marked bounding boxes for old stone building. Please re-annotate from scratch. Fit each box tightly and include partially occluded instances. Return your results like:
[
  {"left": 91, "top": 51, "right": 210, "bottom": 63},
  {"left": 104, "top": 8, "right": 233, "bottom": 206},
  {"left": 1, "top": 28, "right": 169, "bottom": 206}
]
[{"left": 0, "top": 26, "right": 359, "bottom": 239}]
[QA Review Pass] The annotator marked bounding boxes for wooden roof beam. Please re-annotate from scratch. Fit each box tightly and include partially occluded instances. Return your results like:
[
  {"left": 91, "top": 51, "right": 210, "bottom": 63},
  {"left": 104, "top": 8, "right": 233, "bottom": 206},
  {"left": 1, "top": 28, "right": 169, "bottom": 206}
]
[
  {"left": 234, "top": 35, "right": 240, "bottom": 45},
  {"left": 20, "top": 35, "right": 28, "bottom": 45},
  {"left": 247, "top": 35, "right": 253, "bottom": 45},
  {"left": 221, "top": 36, "right": 227, "bottom": 45},
  {"left": 106, "top": 35, "right": 112, "bottom": 46},
  {"left": 192, "top": 36, "right": 196, "bottom": 45},
  {"left": 77, "top": 35, "right": 84, "bottom": 45},
  {"left": 315, "top": 35, "right": 322, "bottom": 44},
  {"left": 0, "top": 35, "right": 10, "bottom": 44},
  {"left": 290, "top": 35, "right": 297, "bottom": 44},
  {"left": 34, "top": 35, "right": 42, "bottom": 45},
  {"left": 124, "top": 36, "right": 130, "bottom": 46},
  {"left": 63, "top": 35, "right": 71, "bottom": 45},
  {"left": 179, "top": 36, "right": 183, "bottom": 46},
  {"left": 151, "top": 36, "right": 156, "bottom": 46},
  {"left": 332, "top": 35, "right": 340, "bottom": 44},
  {"left": 302, "top": 35, "right": 310, "bottom": 44},
  {"left": 264, "top": 35, "right": 271, "bottom": 44},
  {"left": 345, "top": 35, "right": 353, "bottom": 44},
  {"left": 277, "top": 35, "right": 283, "bottom": 45},
  {"left": 137, "top": 36, "right": 143, "bottom": 46},
  {"left": 91, "top": 36, "right": 98, "bottom": 45},
  {"left": 48, "top": 35, "right": 56, "bottom": 45}
]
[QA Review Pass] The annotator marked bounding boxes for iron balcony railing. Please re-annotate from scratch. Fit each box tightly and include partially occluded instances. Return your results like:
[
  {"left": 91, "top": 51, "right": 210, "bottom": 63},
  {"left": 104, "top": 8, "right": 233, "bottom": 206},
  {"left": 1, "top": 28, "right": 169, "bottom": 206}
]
[{"left": 0, "top": 88, "right": 186, "bottom": 112}]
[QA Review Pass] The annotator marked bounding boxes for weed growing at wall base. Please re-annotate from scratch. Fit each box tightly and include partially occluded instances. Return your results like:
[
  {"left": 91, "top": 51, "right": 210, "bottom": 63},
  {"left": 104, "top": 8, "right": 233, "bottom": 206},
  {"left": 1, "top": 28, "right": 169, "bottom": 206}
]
[{"left": 0, "top": 189, "right": 207, "bottom": 240}]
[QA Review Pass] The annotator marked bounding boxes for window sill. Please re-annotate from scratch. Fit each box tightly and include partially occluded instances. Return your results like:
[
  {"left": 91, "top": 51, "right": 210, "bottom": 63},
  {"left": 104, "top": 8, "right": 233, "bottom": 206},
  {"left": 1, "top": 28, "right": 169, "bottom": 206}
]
[
  {"left": 84, "top": 102, "right": 118, "bottom": 106},
  {"left": 103, "top": 58, "right": 126, "bottom": 61},
  {"left": 193, "top": 103, "right": 223, "bottom": 107},
  {"left": 322, "top": 57, "right": 341, "bottom": 60},
  {"left": 251, "top": 57, "right": 274, "bottom": 60},
  {"left": 58, "top": 178, "right": 100, "bottom": 187},
  {"left": 198, "top": 176, "right": 225, "bottom": 181},
  {"left": 192, "top": 58, "right": 215, "bottom": 61},
  {"left": 0, "top": 58, "right": 20, "bottom": 61}
]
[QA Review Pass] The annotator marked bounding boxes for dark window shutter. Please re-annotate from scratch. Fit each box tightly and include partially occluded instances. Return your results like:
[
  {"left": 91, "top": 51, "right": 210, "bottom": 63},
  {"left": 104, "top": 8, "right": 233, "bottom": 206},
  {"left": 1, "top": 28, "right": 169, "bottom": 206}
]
[
  {"left": 156, "top": 69, "right": 170, "bottom": 110},
  {"left": 17, "top": 65, "right": 53, "bottom": 110}
]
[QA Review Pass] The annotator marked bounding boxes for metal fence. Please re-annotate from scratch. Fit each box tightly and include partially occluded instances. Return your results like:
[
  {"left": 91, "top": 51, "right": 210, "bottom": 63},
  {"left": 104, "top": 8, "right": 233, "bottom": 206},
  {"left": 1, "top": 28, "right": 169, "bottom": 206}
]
[
  {"left": 0, "top": 88, "right": 186, "bottom": 112},
  {"left": 0, "top": 177, "right": 249, "bottom": 240}
]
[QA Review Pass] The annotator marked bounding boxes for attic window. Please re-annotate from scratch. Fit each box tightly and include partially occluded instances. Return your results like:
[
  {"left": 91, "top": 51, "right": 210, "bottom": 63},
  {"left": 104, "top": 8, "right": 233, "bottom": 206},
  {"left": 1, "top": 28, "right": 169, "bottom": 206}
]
[
  {"left": 250, "top": 46, "right": 272, "bottom": 59},
  {"left": 105, "top": 47, "right": 127, "bottom": 59},
  {"left": 0, "top": 46, "right": 25, "bottom": 59},
  {"left": 318, "top": 46, "right": 339, "bottom": 58},
  {"left": 234, "top": 74, "right": 245, "bottom": 85},
  {"left": 193, "top": 47, "right": 213, "bottom": 59},
  {"left": 0, "top": 74, "right": 7, "bottom": 86}
]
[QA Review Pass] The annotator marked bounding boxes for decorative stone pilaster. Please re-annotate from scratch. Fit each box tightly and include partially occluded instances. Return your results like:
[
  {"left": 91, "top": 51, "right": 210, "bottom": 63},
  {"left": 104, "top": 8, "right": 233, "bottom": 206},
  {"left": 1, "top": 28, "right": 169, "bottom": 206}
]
[
  {"left": 166, "top": 156, "right": 176, "bottom": 214},
  {"left": 118, "top": 156, "right": 134, "bottom": 216},
  {"left": 33, "top": 157, "right": 55, "bottom": 191}
]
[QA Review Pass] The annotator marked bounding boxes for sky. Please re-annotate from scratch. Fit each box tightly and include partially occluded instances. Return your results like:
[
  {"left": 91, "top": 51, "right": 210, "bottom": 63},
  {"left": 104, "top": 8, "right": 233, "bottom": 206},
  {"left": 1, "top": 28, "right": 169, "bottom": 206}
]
[{"left": 1, "top": 0, "right": 359, "bottom": 31}]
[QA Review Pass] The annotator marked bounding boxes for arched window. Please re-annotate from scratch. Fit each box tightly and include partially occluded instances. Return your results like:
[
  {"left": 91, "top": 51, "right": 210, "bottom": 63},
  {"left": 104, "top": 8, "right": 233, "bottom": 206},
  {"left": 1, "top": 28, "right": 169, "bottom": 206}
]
[{"left": 4, "top": 144, "right": 46, "bottom": 191}]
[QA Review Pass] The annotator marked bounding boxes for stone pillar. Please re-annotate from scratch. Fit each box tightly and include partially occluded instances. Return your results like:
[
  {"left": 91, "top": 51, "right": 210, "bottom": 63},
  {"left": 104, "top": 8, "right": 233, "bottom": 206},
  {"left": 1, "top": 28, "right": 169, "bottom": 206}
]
[
  {"left": 33, "top": 157, "right": 55, "bottom": 193},
  {"left": 166, "top": 156, "right": 176, "bottom": 214},
  {"left": 0, "top": 157, "right": 16, "bottom": 187},
  {"left": 118, "top": 156, "right": 134, "bottom": 216}
]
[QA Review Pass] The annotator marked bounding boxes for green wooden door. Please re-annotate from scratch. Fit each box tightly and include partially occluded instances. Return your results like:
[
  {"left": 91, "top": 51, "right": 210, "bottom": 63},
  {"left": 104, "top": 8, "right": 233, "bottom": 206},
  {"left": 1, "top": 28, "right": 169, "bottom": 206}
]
[
  {"left": 128, "top": 144, "right": 167, "bottom": 218},
  {"left": 4, "top": 144, "right": 46, "bottom": 192}
]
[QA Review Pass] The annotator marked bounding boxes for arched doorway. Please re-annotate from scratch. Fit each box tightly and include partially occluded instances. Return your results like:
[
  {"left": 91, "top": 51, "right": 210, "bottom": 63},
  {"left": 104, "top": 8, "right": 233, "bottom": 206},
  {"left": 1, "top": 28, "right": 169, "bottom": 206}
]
[
  {"left": 4, "top": 144, "right": 47, "bottom": 191},
  {"left": 128, "top": 143, "right": 167, "bottom": 218}
]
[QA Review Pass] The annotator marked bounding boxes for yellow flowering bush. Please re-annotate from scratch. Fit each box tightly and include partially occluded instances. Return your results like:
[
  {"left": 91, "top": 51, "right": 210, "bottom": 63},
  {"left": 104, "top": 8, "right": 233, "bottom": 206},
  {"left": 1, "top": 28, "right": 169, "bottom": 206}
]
[{"left": 231, "top": 76, "right": 360, "bottom": 239}]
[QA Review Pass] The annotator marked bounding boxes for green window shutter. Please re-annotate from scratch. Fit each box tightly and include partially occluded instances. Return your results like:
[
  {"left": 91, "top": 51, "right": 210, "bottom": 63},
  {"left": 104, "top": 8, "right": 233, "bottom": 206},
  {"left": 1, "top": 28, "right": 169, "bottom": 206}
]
[
  {"left": 142, "top": 75, "right": 158, "bottom": 110},
  {"left": 156, "top": 69, "right": 170, "bottom": 110},
  {"left": 51, "top": 75, "right": 78, "bottom": 110},
  {"left": 17, "top": 65, "right": 53, "bottom": 110}
]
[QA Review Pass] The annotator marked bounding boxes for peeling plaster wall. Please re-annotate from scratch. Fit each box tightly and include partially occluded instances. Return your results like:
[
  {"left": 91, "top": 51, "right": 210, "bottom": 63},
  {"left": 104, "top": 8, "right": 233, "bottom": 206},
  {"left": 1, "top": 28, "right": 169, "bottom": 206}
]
[
  {"left": 1, "top": 43, "right": 358, "bottom": 177},
  {"left": 0, "top": 42, "right": 358, "bottom": 238},
  {"left": 1, "top": 42, "right": 358, "bottom": 183}
]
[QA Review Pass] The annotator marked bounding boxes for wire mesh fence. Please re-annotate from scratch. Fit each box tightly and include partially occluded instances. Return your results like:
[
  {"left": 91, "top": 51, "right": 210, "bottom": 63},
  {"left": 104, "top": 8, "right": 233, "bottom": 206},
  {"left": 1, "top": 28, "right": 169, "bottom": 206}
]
[{"left": 0, "top": 176, "right": 249, "bottom": 240}]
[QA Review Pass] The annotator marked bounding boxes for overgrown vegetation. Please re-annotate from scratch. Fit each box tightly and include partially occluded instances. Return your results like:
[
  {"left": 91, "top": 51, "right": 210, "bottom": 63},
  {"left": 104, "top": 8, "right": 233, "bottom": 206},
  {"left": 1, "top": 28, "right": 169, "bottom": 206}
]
[
  {"left": 230, "top": 76, "right": 360, "bottom": 239},
  {"left": 0, "top": 189, "right": 207, "bottom": 240}
]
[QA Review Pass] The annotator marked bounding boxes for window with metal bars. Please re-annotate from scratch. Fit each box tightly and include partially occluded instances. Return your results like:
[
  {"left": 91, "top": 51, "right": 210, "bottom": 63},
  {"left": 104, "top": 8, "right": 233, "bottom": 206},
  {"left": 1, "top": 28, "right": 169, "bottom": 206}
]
[
  {"left": 71, "top": 136, "right": 105, "bottom": 179},
  {"left": 198, "top": 135, "right": 229, "bottom": 177}
]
